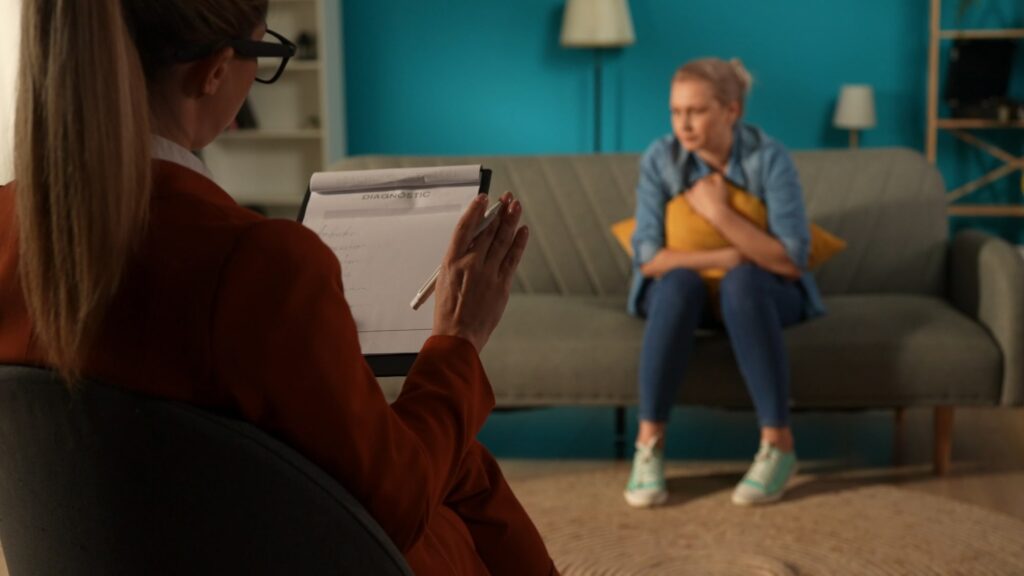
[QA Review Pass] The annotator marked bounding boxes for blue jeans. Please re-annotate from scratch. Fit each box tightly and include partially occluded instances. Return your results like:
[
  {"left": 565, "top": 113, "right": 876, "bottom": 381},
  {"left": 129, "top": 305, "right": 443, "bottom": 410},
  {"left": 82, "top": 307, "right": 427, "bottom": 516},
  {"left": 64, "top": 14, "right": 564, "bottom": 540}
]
[{"left": 637, "top": 264, "right": 804, "bottom": 427}]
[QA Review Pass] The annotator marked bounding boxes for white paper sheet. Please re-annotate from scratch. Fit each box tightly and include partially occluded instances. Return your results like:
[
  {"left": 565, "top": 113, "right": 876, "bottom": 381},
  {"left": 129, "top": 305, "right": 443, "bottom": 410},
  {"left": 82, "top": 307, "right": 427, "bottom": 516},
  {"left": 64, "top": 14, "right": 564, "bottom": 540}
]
[{"left": 301, "top": 165, "right": 483, "bottom": 355}]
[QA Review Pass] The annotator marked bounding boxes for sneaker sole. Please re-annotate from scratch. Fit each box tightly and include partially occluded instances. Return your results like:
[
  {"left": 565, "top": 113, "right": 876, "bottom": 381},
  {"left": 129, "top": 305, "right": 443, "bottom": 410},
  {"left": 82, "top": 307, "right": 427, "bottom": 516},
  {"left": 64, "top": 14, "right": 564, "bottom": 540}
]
[
  {"left": 731, "top": 489, "right": 784, "bottom": 506},
  {"left": 624, "top": 489, "right": 668, "bottom": 508},
  {"left": 732, "top": 461, "right": 798, "bottom": 507}
]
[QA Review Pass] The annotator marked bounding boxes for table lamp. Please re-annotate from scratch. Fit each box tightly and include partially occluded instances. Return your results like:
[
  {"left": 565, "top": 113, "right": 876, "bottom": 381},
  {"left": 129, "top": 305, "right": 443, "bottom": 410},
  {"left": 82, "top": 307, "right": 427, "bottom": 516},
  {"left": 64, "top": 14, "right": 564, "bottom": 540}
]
[
  {"left": 833, "top": 84, "right": 876, "bottom": 149},
  {"left": 561, "top": 0, "right": 635, "bottom": 152}
]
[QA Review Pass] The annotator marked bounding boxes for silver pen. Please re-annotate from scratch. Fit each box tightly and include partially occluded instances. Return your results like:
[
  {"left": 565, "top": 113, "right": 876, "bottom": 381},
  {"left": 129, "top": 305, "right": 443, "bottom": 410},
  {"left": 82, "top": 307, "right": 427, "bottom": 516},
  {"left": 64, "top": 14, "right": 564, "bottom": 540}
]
[{"left": 410, "top": 200, "right": 506, "bottom": 310}]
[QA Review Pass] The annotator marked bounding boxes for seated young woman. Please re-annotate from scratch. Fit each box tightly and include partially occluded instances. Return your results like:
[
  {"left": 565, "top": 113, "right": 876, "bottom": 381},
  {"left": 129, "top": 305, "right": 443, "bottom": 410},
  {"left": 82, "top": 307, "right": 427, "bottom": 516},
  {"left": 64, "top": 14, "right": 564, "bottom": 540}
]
[{"left": 623, "top": 58, "right": 826, "bottom": 509}]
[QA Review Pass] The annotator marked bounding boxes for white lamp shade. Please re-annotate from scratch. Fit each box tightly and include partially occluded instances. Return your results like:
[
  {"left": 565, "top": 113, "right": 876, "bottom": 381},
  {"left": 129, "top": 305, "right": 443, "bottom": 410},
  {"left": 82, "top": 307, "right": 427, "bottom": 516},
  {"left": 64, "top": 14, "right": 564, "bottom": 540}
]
[
  {"left": 561, "top": 0, "right": 635, "bottom": 48},
  {"left": 833, "top": 84, "right": 877, "bottom": 130}
]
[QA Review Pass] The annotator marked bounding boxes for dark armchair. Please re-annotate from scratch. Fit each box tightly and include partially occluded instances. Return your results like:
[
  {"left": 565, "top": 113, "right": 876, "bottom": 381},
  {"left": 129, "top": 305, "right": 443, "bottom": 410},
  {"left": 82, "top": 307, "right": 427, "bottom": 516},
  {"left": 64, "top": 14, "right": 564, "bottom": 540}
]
[{"left": 0, "top": 365, "right": 413, "bottom": 576}]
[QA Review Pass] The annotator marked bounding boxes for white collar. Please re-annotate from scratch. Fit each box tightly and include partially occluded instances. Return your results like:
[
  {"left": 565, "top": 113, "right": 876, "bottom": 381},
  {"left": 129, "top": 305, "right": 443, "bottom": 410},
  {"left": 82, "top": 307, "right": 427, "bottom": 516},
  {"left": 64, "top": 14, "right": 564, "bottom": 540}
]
[{"left": 151, "top": 135, "right": 215, "bottom": 181}]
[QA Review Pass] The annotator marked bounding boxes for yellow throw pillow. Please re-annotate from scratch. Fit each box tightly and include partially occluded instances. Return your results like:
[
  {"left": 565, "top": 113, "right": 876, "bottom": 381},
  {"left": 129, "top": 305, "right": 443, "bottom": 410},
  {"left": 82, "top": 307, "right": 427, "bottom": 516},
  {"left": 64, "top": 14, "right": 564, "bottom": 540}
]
[{"left": 610, "top": 183, "right": 846, "bottom": 282}]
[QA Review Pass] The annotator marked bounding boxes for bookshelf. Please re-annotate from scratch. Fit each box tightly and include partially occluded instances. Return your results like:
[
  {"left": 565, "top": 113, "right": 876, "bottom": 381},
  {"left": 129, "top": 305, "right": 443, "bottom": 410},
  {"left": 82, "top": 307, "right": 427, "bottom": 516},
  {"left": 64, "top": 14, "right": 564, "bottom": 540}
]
[
  {"left": 926, "top": 0, "right": 1024, "bottom": 218},
  {"left": 203, "top": 0, "right": 345, "bottom": 217}
]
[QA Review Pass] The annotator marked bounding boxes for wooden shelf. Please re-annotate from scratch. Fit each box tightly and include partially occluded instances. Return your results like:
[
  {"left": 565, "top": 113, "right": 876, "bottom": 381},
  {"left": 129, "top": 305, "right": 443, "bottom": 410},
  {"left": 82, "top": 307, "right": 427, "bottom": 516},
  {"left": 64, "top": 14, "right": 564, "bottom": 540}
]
[
  {"left": 217, "top": 129, "right": 322, "bottom": 142},
  {"left": 937, "top": 119, "right": 1024, "bottom": 130},
  {"left": 939, "top": 28, "right": 1024, "bottom": 40},
  {"left": 948, "top": 205, "right": 1024, "bottom": 218}
]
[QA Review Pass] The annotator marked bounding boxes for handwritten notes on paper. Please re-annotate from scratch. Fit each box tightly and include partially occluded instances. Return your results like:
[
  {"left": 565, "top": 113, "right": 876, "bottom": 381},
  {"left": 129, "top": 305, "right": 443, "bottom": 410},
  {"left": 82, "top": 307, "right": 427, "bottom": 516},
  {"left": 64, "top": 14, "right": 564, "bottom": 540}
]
[{"left": 301, "top": 165, "right": 483, "bottom": 355}]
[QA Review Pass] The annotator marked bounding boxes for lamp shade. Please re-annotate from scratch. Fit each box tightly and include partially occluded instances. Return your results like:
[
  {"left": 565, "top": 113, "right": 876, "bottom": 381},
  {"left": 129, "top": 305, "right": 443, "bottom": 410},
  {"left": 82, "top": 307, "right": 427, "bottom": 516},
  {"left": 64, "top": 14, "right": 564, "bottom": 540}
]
[
  {"left": 561, "top": 0, "right": 635, "bottom": 48},
  {"left": 833, "top": 84, "right": 877, "bottom": 130}
]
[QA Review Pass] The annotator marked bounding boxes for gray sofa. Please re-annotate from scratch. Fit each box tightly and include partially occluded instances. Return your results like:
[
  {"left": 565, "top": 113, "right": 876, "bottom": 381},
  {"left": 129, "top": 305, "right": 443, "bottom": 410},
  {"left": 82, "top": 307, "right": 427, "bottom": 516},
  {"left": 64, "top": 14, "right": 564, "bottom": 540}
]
[{"left": 333, "top": 148, "right": 1024, "bottom": 474}]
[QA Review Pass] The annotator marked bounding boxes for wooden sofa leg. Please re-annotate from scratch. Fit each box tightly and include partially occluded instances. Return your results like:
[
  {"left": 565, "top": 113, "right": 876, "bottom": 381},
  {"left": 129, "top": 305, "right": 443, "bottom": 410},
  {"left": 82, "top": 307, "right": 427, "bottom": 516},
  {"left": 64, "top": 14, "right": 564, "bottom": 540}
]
[
  {"left": 892, "top": 407, "right": 906, "bottom": 467},
  {"left": 933, "top": 406, "right": 954, "bottom": 476}
]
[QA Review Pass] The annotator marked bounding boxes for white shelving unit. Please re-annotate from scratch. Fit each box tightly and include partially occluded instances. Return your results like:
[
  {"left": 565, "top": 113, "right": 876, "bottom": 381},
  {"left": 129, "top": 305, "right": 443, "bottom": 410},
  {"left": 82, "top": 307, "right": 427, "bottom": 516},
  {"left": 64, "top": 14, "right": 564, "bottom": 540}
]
[{"left": 203, "top": 0, "right": 345, "bottom": 216}]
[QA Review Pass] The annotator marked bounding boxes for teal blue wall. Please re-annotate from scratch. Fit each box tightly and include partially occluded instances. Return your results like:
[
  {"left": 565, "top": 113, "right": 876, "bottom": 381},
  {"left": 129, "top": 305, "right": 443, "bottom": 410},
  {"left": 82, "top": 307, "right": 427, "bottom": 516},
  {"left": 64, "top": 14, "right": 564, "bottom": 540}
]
[
  {"left": 345, "top": 0, "right": 1023, "bottom": 243},
  {"left": 342, "top": 2, "right": 1023, "bottom": 459},
  {"left": 345, "top": 0, "right": 930, "bottom": 152}
]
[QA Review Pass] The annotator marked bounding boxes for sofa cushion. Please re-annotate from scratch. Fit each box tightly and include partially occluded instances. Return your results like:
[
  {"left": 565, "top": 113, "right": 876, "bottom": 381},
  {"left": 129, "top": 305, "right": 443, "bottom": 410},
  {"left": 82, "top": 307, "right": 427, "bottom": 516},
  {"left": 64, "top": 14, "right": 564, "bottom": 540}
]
[
  {"left": 378, "top": 294, "right": 1001, "bottom": 409},
  {"left": 695, "top": 295, "right": 1002, "bottom": 409}
]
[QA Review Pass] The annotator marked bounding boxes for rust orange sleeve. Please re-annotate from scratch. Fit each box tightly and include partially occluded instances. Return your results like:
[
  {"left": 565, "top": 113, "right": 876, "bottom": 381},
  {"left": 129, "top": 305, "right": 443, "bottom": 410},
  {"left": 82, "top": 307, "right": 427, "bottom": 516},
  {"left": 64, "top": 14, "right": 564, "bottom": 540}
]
[{"left": 211, "top": 219, "right": 494, "bottom": 552}]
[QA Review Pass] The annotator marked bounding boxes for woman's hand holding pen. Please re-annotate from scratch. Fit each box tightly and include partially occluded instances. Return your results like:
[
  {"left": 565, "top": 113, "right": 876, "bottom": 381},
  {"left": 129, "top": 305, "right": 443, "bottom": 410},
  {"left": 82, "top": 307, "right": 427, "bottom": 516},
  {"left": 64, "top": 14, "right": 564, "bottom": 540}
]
[{"left": 431, "top": 191, "right": 529, "bottom": 353}]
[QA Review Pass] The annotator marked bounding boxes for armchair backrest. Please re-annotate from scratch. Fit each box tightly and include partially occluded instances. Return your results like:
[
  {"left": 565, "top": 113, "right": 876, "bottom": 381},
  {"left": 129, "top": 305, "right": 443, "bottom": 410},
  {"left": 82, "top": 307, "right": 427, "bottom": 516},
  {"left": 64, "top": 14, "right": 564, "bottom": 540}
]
[{"left": 0, "top": 365, "right": 413, "bottom": 576}]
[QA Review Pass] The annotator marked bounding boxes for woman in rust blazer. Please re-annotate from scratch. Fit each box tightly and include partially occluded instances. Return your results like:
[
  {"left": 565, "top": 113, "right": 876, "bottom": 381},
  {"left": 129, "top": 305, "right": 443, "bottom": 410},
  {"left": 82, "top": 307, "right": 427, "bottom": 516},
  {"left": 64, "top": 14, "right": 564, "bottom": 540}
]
[{"left": 0, "top": 1, "right": 555, "bottom": 574}]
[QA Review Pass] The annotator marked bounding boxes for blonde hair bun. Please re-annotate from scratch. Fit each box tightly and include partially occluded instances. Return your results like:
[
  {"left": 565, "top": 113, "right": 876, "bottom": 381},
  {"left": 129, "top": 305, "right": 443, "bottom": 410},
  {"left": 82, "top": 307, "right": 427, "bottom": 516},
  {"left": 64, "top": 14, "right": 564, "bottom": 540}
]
[
  {"left": 672, "top": 57, "right": 754, "bottom": 113},
  {"left": 729, "top": 58, "right": 753, "bottom": 95}
]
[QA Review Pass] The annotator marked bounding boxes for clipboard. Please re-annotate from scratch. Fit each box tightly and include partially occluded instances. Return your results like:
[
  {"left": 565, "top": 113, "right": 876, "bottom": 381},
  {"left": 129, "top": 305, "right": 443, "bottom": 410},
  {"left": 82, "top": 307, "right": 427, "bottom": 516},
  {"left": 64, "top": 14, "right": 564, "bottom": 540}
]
[{"left": 298, "top": 166, "right": 491, "bottom": 377}]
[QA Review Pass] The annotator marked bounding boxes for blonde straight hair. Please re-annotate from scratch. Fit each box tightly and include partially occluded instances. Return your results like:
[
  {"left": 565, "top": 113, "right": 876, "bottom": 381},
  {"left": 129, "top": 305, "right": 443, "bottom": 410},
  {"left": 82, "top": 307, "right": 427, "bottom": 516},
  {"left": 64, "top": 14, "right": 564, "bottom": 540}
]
[
  {"left": 15, "top": 0, "right": 266, "bottom": 381},
  {"left": 16, "top": 0, "right": 151, "bottom": 381}
]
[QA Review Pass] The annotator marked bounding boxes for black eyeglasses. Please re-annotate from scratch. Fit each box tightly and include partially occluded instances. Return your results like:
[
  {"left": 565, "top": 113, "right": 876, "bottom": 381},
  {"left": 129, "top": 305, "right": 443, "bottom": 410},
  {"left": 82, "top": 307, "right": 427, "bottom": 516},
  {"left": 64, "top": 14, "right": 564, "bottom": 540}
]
[{"left": 174, "top": 29, "right": 297, "bottom": 85}]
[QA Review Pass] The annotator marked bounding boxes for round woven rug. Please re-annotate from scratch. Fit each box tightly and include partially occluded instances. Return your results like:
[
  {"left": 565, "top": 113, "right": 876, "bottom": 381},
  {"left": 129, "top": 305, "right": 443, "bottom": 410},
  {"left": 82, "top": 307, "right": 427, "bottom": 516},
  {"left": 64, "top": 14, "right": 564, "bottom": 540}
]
[{"left": 510, "top": 462, "right": 1024, "bottom": 575}]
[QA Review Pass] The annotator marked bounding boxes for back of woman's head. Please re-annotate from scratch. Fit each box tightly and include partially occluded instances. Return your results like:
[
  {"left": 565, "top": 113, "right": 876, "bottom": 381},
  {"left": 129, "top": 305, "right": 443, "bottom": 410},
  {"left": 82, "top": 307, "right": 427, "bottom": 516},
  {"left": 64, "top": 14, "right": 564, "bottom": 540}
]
[
  {"left": 15, "top": 0, "right": 267, "bottom": 382},
  {"left": 124, "top": 0, "right": 268, "bottom": 80},
  {"left": 673, "top": 57, "right": 753, "bottom": 114}
]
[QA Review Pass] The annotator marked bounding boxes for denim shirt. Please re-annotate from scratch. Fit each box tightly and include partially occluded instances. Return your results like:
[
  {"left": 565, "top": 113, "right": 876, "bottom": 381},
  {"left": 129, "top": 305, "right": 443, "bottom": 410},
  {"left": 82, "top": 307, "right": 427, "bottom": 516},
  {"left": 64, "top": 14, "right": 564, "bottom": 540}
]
[{"left": 627, "top": 123, "right": 826, "bottom": 320}]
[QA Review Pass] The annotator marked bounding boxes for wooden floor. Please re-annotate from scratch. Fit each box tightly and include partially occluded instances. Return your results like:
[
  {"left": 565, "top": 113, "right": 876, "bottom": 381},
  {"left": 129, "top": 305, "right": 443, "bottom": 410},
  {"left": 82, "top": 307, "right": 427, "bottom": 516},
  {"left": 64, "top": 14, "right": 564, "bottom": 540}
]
[
  {"left": 896, "top": 405, "right": 1024, "bottom": 521},
  {"left": 499, "top": 406, "right": 1024, "bottom": 522},
  {"left": 1, "top": 406, "right": 1022, "bottom": 575}
]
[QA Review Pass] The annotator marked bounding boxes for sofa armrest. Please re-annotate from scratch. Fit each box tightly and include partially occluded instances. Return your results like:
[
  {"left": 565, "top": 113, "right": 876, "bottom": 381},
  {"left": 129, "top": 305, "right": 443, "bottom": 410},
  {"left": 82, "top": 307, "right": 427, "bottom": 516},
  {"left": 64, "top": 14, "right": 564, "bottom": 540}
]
[{"left": 950, "top": 230, "right": 1024, "bottom": 406}]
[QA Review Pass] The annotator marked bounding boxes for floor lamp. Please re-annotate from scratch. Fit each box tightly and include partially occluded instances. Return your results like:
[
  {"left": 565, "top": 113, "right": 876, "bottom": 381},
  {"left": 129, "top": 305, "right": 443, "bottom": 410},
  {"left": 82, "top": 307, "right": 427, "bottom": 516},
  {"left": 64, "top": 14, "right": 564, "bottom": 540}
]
[{"left": 561, "top": 0, "right": 635, "bottom": 153}]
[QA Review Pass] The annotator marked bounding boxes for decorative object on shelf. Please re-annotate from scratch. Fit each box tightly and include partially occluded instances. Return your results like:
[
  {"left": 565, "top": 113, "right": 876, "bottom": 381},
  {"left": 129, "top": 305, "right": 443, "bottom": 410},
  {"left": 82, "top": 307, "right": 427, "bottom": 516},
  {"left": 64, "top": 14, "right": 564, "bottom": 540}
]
[
  {"left": 233, "top": 98, "right": 259, "bottom": 130},
  {"left": 993, "top": 100, "right": 1015, "bottom": 123},
  {"left": 306, "top": 115, "right": 321, "bottom": 129},
  {"left": 944, "top": 39, "right": 1015, "bottom": 119},
  {"left": 296, "top": 32, "right": 317, "bottom": 60},
  {"left": 560, "top": 0, "right": 635, "bottom": 153},
  {"left": 833, "top": 84, "right": 876, "bottom": 149}
]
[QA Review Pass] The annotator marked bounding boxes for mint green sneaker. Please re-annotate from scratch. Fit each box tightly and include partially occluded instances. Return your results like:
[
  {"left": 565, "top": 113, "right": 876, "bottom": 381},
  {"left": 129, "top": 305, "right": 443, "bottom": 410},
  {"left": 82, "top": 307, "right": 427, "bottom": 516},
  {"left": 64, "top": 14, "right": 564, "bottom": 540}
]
[
  {"left": 731, "top": 441, "right": 797, "bottom": 506},
  {"left": 624, "top": 437, "right": 667, "bottom": 508}
]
